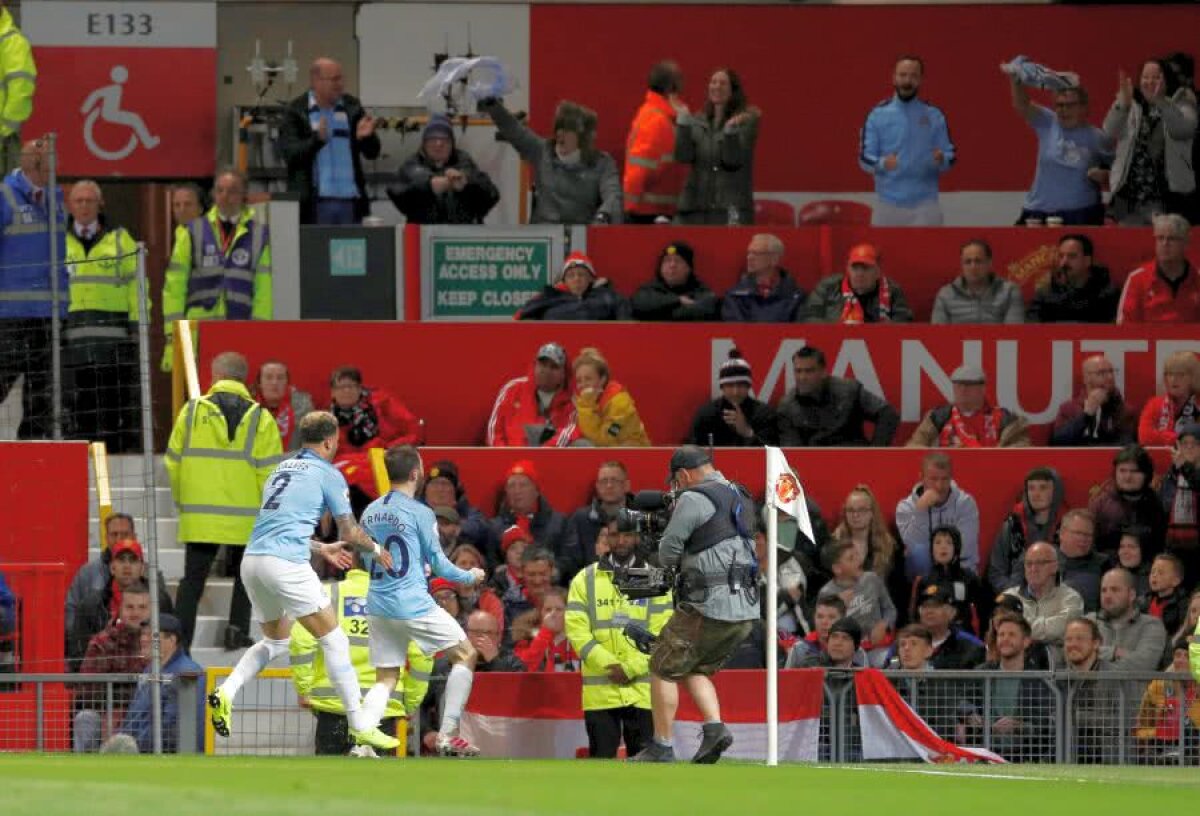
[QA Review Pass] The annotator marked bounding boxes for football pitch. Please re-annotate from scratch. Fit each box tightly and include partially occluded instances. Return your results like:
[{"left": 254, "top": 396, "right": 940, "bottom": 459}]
[{"left": 2, "top": 755, "right": 1196, "bottom": 816}]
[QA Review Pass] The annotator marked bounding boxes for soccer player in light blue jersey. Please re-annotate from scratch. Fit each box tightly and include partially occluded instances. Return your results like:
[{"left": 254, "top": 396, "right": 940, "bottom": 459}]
[
  {"left": 208, "top": 411, "right": 400, "bottom": 752},
  {"left": 357, "top": 445, "right": 487, "bottom": 757}
]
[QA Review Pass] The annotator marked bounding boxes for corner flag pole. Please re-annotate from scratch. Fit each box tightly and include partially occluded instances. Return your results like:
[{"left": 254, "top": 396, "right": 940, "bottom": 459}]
[{"left": 765, "top": 450, "right": 779, "bottom": 767}]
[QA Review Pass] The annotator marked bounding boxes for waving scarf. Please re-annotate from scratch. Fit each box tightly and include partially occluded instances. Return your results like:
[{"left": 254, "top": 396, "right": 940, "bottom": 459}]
[{"left": 840, "top": 275, "right": 892, "bottom": 324}]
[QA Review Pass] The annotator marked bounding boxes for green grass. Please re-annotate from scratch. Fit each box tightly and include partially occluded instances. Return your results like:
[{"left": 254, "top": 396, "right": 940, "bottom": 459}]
[{"left": 2, "top": 755, "right": 1196, "bottom": 816}]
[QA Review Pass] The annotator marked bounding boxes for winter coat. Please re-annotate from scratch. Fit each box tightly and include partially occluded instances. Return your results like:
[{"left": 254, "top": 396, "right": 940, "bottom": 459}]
[
  {"left": 1139, "top": 585, "right": 1188, "bottom": 638},
  {"left": 486, "top": 366, "right": 577, "bottom": 448},
  {"left": 1104, "top": 88, "right": 1198, "bottom": 197},
  {"left": 623, "top": 90, "right": 688, "bottom": 218},
  {"left": 895, "top": 480, "right": 981, "bottom": 579},
  {"left": 776, "top": 376, "right": 899, "bottom": 447},
  {"left": 516, "top": 279, "right": 630, "bottom": 321},
  {"left": 988, "top": 467, "right": 1067, "bottom": 593},
  {"left": 1138, "top": 393, "right": 1200, "bottom": 448},
  {"left": 805, "top": 274, "right": 914, "bottom": 323},
  {"left": 1026, "top": 265, "right": 1120, "bottom": 323},
  {"left": 1057, "top": 550, "right": 1110, "bottom": 612},
  {"left": 1049, "top": 388, "right": 1138, "bottom": 447},
  {"left": 931, "top": 276, "right": 1024, "bottom": 324},
  {"left": 906, "top": 404, "right": 1031, "bottom": 448},
  {"left": 333, "top": 388, "right": 420, "bottom": 454},
  {"left": 1159, "top": 462, "right": 1200, "bottom": 564},
  {"left": 1004, "top": 581, "right": 1085, "bottom": 647},
  {"left": 929, "top": 627, "right": 986, "bottom": 670},
  {"left": 573, "top": 380, "right": 651, "bottom": 447},
  {"left": 910, "top": 563, "right": 991, "bottom": 636},
  {"left": 630, "top": 269, "right": 720, "bottom": 322},
  {"left": 489, "top": 498, "right": 569, "bottom": 572},
  {"left": 688, "top": 397, "right": 778, "bottom": 447},
  {"left": 388, "top": 147, "right": 499, "bottom": 224},
  {"left": 675, "top": 111, "right": 758, "bottom": 225},
  {"left": 1089, "top": 452, "right": 1167, "bottom": 557},
  {"left": 719, "top": 269, "right": 806, "bottom": 323},
  {"left": 1087, "top": 608, "right": 1168, "bottom": 672}
]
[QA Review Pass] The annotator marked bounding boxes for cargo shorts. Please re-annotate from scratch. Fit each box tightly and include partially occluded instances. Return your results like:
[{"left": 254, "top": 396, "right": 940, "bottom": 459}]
[{"left": 649, "top": 603, "right": 754, "bottom": 681}]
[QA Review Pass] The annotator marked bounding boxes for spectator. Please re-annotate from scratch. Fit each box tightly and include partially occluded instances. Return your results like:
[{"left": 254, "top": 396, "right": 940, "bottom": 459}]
[
  {"left": 1115, "top": 526, "right": 1154, "bottom": 597},
  {"left": 1134, "top": 638, "right": 1200, "bottom": 763},
  {"left": 279, "top": 58, "right": 380, "bottom": 225},
  {"left": 623, "top": 60, "right": 687, "bottom": 224},
  {"left": 631, "top": 241, "right": 719, "bottom": 322},
  {"left": 1173, "top": 589, "right": 1200, "bottom": 646},
  {"left": 562, "top": 462, "right": 634, "bottom": 577},
  {"left": 1063, "top": 617, "right": 1120, "bottom": 764},
  {"left": 1049, "top": 354, "right": 1137, "bottom": 447},
  {"left": 1138, "top": 350, "right": 1200, "bottom": 447},
  {"left": 1007, "top": 78, "right": 1111, "bottom": 225},
  {"left": 806, "top": 243, "right": 913, "bottom": 324},
  {"left": 1089, "top": 444, "right": 1167, "bottom": 557},
  {"left": 433, "top": 506, "right": 463, "bottom": 554},
  {"left": 252, "top": 360, "right": 314, "bottom": 451},
  {"left": 1026, "top": 234, "right": 1120, "bottom": 323},
  {"left": 1004, "top": 541, "right": 1086, "bottom": 658},
  {"left": 791, "top": 617, "right": 864, "bottom": 670},
  {"left": 676, "top": 68, "right": 760, "bottom": 225},
  {"left": 72, "top": 585, "right": 150, "bottom": 752},
  {"left": 169, "top": 183, "right": 204, "bottom": 231},
  {"left": 65, "top": 513, "right": 136, "bottom": 630},
  {"left": 479, "top": 97, "right": 621, "bottom": 225},
  {"left": 1161, "top": 423, "right": 1200, "bottom": 584},
  {"left": 489, "top": 460, "right": 568, "bottom": 569},
  {"left": 448, "top": 545, "right": 506, "bottom": 632},
  {"left": 161, "top": 169, "right": 271, "bottom": 371},
  {"left": 906, "top": 364, "right": 1030, "bottom": 448},
  {"left": 931, "top": 240, "right": 1024, "bottom": 324},
  {"left": 776, "top": 346, "right": 899, "bottom": 447},
  {"left": 831, "top": 485, "right": 906, "bottom": 612},
  {"left": 1087, "top": 567, "right": 1168, "bottom": 672},
  {"left": 512, "top": 587, "right": 579, "bottom": 672},
  {"left": 389, "top": 114, "right": 499, "bottom": 224},
  {"left": 887, "top": 624, "right": 935, "bottom": 671},
  {"left": 989, "top": 467, "right": 1066, "bottom": 594},
  {"left": 419, "top": 459, "right": 494, "bottom": 556},
  {"left": 895, "top": 452, "right": 981, "bottom": 579},
  {"left": 720, "top": 233, "right": 806, "bottom": 323},
  {"left": 769, "top": 500, "right": 833, "bottom": 604},
  {"left": 517, "top": 251, "right": 629, "bottom": 321},
  {"left": 500, "top": 547, "right": 557, "bottom": 639},
  {"left": 754, "top": 526, "right": 809, "bottom": 638},
  {"left": 0, "top": 4, "right": 34, "bottom": 174},
  {"left": 787, "top": 596, "right": 853, "bottom": 666},
  {"left": 910, "top": 526, "right": 989, "bottom": 637},
  {"left": 984, "top": 597, "right": 1052, "bottom": 670},
  {"left": 571, "top": 347, "right": 650, "bottom": 447},
  {"left": 1118, "top": 214, "right": 1200, "bottom": 324},
  {"left": 431, "top": 578, "right": 466, "bottom": 627},
  {"left": 688, "top": 349, "right": 777, "bottom": 447},
  {"left": 911, "top": 581, "right": 986, "bottom": 670},
  {"left": 329, "top": 365, "right": 421, "bottom": 454},
  {"left": 1103, "top": 60, "right": 1198, "bottom": 226},
  {"left": 1055, "top": 509, "right": 1109, "bottom": 612},
  {"left": 966, "top": 614, "right": 1054, "bottom": 762},
  {"left": 818, "top": 539, "right": 896, "bottom": 660},
  {"left": 487, "top": 342, "right": 577, "bottom": 448},
  {"left": 1141, "top": 553, "right": 1189, "bottom": 636},
  {"left": 492, "top": 524, "right": 529, "bottom": 595}
]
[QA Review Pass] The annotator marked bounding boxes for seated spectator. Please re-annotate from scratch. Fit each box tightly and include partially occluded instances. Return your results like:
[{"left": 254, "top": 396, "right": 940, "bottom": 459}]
[
  {"left": 518, "top": 252, "right": 629, "bottom": 321},
  {"left": 790, "top": 617, "right": 864, "bottom": 670},
  {"left": 689, "top": 349, "right": 777, "bottom": 447},
  {"left": 73, "top": 585, "right": 151, "bottom": 752},
  {"left": 990, "top": 467, "right": 1065, "bottom": 594},
  {"left": 110, "top": 614, "right": 203, "bottom": 753},
  {"left": 906, "top": 364, "right": 1030, "bottom": 448},
  {"left": 431, "top": 578, "right": 466, "bottom": 627},
  {"left": 420, "top": 459, "right": 495, "bottom": 556},
  {"left": 1026, "top": 234, "right": 1119, "bottom": 323},
  {"left": 818, "top": 540, "right": 896, "bottom": 662},
  {"left": 675, "top": 68, "right": 759, "bottom": 225},
  {"left": 1115, "top": 526, "right": 1153, "bottom": 597},
  {"left": 831, "top": 485, "right": 905, "bottom": 614},
  {"left": 1087, "top": 567, "right": 1167, "bottom": 672},
  {"left": 719, "top": 233, "right": 806, "bottom": 323},
  {"left": 252, "top": 360, "right": 314, "bottom": 451},
  {"left": 983, "top": 598, "right": 1052, "bottom": 670},
  {"left": 1063, "top": 617, "right": 1120, "bottom": 764},
  {"left": 911, "top": 581, "right": 985, "bottom": 670},
  {"left": 1161, "top": 424, "right": 1200, "bottom": 585},
  {"left": 488, "top": 460, "right": 568, "bottom": 571},
  {"left": 511, "top": 587, "right": 579, "bottom": 672},
  {"left": 1007, "top": 77, "right": 1110, "bottom": 225},
  {"left": 631, "top": 240, "right": 720, "bottom": 321},
  {"left": 487, "top": 342, "right": 577, "bottom": 448},
  {"left": 1003, "top": 541, "right": 1085, "bottom": 660},
  {"left": 571, "top": 347, "right": 651, "bottom": 447},
  {"left": 1055, "top": 509, "right": 1109, "bottom": 612},
  {"left": 66, "top": 513, "right": 136, "bottom": 632},
  {"left": 478, "top": 97, "right": 621, "bottom": 225},
  {"left": 329, "top": 365, "right": 422, "bottom": 506},
  {"left": 388, "top": 114, "right": 499, "bottom": 224},
  {"left": 1172, "top": 589, "right": 1200, "bottom": 646},
  {"left": 776, "top": 346, "right": 899, "bottom": 447},
  {"left": 787, "top": 596, "right": 850, "bottom": 666},
  {"left": 447, "top": 545, "right": 506, "bottom": 633},
  {"left": 562, "top": 462, "right": 633, "bottom": 578},
  {"left": 806, "top": 243, "right": 913, "bottom": 324},
  {"left": 501, "top": 547, "right": 556, "bottom": 644},
  {"left": 1141, "top": 553, "right": 1189, "bottom": 636},
  {"left": 1119, "top": 214, "right": 1200, "bottom": 324},
  {"left": 910, "top": 526, "right": 989, "bottom": 637},
  {"left": 1134, "top": 638, "right": 1199, "bottom": 763},
  {"left": 931, "top": 240, "right": 1024, "bottom": 324},
  {"left": 1050, "top": 354, "right": 1137, "bottom": 447},
  {"left": 754, "top": 526, "right": 808, "bottom": 638},
  {"left": 431, "top": 506, "right": 461, "bottom": 554},
  {"left": 491, "top": 524, "right": 528, "bottom": 595},
  {"left": 1138, "top": 351, "right": 1199, "bottom": 447},
  {"left": 965, "top": 614, "right": 1054, "bottom": 762},
  {"left": 895, "top": 452, "right": 981, "bottom": 580},
  {"left": 886, "top": 624, "right": 935, "bottom": 671},
  {"left": 1089, "top": 444, "right": 1167, "bottom": 557}
]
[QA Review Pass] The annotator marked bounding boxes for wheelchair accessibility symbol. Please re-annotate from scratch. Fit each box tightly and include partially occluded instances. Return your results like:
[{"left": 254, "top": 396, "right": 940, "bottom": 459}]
[{"left": 80, "top": 65, "right": 161, "bottom": 161}]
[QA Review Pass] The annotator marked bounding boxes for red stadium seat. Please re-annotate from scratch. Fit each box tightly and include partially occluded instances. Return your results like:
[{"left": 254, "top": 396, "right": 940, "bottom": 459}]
[
  {"left": 753, "top": 199, "right": 796, "bottom": 226},
  {"left": 799, "top": 199, "right": 873, "bottom": 225}
]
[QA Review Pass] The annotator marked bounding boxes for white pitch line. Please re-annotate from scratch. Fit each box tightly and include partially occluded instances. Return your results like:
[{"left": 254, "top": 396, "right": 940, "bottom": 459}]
[{"left": 819, "top": 765, "right": 1082, "bottom": 784}]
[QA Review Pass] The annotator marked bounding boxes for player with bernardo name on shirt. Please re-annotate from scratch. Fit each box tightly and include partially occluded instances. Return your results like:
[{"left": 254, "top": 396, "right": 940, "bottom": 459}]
[
  {"left": 357, "top": 445, "right": 488, "bottom": 757},
  {"left": 207, "top": 411, "right": 400, "bottom": 752}
]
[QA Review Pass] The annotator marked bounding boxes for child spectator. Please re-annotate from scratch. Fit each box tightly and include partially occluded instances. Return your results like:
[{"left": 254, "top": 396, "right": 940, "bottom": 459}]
[
  {"left": 571, "top": 347, "right": 651, "bottom": 447},
  {"left": 1141, "top": 553, "right": 1189, "bottom": 635},
  {"left": 1134, "top": 639, "right": 1199, "bottom": 763},
  {"left": 818, "top": 540, "right": 896, "bottom": 661},
  {"left": 910, "top": 525, "right": 990, "bottom": 637},
  {"left": 786, "top": 595, "right": 845, "bottom": 666},
  {"left": 512, "top": 588, "right": 579, "bottom": 672}
]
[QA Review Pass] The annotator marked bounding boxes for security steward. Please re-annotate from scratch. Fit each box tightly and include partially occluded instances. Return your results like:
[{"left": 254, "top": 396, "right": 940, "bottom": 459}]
[
  {"left": 63, "top": 179, "right": 147, "bottom": 452},
  {"left": 290, "top": 560, "right": 433, "bottom": 756},
  {"left": 565, "top": 516, "right": 673, "bottom": 759},
  {"left": 632, "top": 445, "right": 758, "bottom": 764},
  {"left": 166, "top": 350, "right": 283, "bottom": 650}
]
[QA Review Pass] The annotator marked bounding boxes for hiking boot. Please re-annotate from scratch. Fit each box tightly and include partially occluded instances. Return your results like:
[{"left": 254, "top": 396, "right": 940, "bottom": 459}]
[
  {"left": 692, "top": 722, "right": 733, "bottom": 764},
  {"left": 630, "top": 741, "right": 676, "bottom": 763}
]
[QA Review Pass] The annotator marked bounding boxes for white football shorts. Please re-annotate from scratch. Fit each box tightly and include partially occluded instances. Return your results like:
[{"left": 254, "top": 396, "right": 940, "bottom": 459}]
[
  {"left": 368, "top": 606, "right": 467, "bottom": 668},
  {"left": 241, "top": 554, "right": 330, "bottom": 623}
]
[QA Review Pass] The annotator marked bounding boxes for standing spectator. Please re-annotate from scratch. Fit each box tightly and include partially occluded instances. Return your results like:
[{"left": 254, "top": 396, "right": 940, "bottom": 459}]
[
  {"left": 63, "top": 179, "right": 145, "bottom": 452},
  {"left": 631, "top": 241, "right": 719, "bottom": 322},
  {"left": 166, "top": 351, "right": 283, "bottom": 650},
  {"left": 911, "top": 526, "right": 989, "bottom": 637},
  {"left": 1087, "top": 567, "right": 1168, "bottom": 671},
  {"left": 623, "top": 60, "right": 688, "bottom": 224},
  {"left": 1004, "top": 541, "right": 1086, "bottom": 657},
  {"left": 858, "top": 56, "right": 954, "bottom": 226},
  {"left": 776, "top": 346, "right": 899, "bottom": 447},
  {"left": 1049, "top": 354, "right": 1138, "bottom": 447},
  {"left": 562, "top": 462, "right": 633, "bottom": 577},
  {"left": 488, "top": 460, "right": 568, "bottom": 570},
  {"left": 1161, "top": 424, "right": 1200, "bottom": 585},
  {"left": 72, "top": 586, "right": 150, "bottom": 752},
  {"left": 911, "top": 582, "right": 986, "bottom": 670},
  {"left": 0, "top": 2, "right": 34, "bottom": 173},
  {"left": 512, "top": 588, "right": 578, "bottom": 672},
  {"left": 517, "top": 251, "right": 629, "bottom": 321},
  {"left": 818, "top": 540, "right": 896, "bottom": 659},
  {"left": 676, "top": 68, "right": 759, "bottom": 225},
  {"left": 1055, "top": 509, "right": 1109, "bottom": 612},
  {"left": 895, "top": 452, "right": 981, "bottom": 579},
  {"left": 388, "top": 114, "right": 499, "bottom": 224},
  {"left": 112, "top": 614, "right": 204, "bottom": 754},
  {"left": 252, "top": 360, "right": 314, "bottom": 451},
  {"left": 1026, "top": 234, "right": 1120, "bottom": 323},
  {"left": 1118, "top": 214, "right": 1200, "bottom": 324},
  {"left": 806, "top": 243, "right": 914, "bottom": 324},
  {"left": 1090, "top": 444, "right": 1167, "bottom": 557},
  {"left": 1141, "top": 553, "right": 1189, "bottom": 636},
  {"left": 831, "top": 485, "right": 905, "bottom": 612},
  {"left": 486, "top": 342, "right": 577, "bottom": 448},
  {"left": 1103, "top": 60, "right": 1197, "bottom": 226},
  {"left": 1115, "top": 526, "right": 1154, "bottom": 597},
  {"left": 1007, "top": 77, "right": 1111, "bottom": 225},
  {"left": 688, "top": 349, "right": 777, "bottom": 447},
  {"left": 931, "top": 240, "right": 1024, "bottom": 324},
  {"left": 279, "top": 58, "right": 380, "bottom": 225},
  {"left": 1134, "top": 638, "right": 1200, "bottom": 763},
  {"left": 906, "top": 364, "right": 1030, "bottom": 448},
  {"left": 0, "top": 139, "right": 65, "bottom": 439},
  {"left": 571, "top": 347, "right": 650, "bottom": 447},
  {"left": 720, "top": 233, "right": 806, "bottom": 323},
  {"left": 65, "top": 514, "right": 136, "bottom": 631},
  {"left": 419, "top": 459, "right": 494, "bottom": 557},
  {"left": 479, "top": 97, "right": 621, "bottom": 225},
  {"left": 989, "top": 467, "right": 1066, "bottom": 594},
  {"left": 169, "top": 183, "right": 204, "bottom": 232},
  {"left": 1138, "top": 350, "right": 1199, "bottom": 447}
]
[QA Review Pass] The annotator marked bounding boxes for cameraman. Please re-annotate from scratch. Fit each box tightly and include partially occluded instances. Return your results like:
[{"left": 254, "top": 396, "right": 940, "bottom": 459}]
[{"left": 632, "top": 446, "right": 758, "bottom": 764}]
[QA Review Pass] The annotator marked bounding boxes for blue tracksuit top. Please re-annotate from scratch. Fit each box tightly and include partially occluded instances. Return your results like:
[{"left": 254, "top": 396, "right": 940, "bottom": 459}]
[{"left": 858, "top": 95, "right": 955, "bottom": 207}]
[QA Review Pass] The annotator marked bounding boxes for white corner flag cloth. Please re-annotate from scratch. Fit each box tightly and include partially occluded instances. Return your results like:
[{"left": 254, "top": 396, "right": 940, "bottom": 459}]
[{"left": 765, "top": 447, "right": 815, "bottom": 544}]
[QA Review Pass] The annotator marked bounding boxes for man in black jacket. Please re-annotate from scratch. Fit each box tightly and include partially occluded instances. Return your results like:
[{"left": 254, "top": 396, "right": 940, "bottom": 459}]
[
  {"left": 688, "top": 349, "right": 777, "bottom": 447},
  {"left": 388, "top": 114, "right": 499, "bottom": 225},
  {"left": 1025, "top": 234, "right": 1119, "bottom": 323},
  {"left": 278, "top": 58, "right": 381, "bottom": 225},
  {"left": 776, "top": 346, "right": 898, "bottom": 447}
]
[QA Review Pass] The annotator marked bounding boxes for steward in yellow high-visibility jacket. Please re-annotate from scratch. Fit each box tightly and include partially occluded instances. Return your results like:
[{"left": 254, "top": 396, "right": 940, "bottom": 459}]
[
  {"left": 290, "top": 568, "right": 432, "bottom": 755},
  {"left": 565, "top": 526, "right": 673, "bottom": 759},
  {"left": 165, "top": 353, "right": 283, "bottom": 649},
  {"left": 0, "top": 7, "right": 35, "bottom": 173}
]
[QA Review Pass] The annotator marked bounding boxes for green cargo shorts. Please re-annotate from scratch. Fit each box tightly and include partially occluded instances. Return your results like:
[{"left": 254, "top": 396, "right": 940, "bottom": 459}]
[{"left": 649, "top": 603, "right": 754, "bottom": 681}]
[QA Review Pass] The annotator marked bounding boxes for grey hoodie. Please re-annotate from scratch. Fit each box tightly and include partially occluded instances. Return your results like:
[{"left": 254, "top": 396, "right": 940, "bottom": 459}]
[
  {"left": 988, "top": 467, "right": 1066, "bottom": 593},
  {"left": 931, "top": 276, "right": 1025, "bottom": 325},
  {"left": 895, "top": 479, "right": 980, "bottom": 580}
]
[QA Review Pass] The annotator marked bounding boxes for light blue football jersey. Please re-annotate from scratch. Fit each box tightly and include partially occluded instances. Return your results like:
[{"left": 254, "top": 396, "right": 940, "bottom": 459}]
[{"left": 245, "top": 449, "right": 352, "bottom": 564}]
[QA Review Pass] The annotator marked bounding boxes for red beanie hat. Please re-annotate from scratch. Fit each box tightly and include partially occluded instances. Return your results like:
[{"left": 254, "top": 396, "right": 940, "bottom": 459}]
[
  {"left": 501, "top": 522, "right": 531, "bottom": 554},
  {"left": 505, "top": 459, "right": 540, "bottom": 489},
  {"left": 429, "top": 578, "right": 457, "bottom": 595}
]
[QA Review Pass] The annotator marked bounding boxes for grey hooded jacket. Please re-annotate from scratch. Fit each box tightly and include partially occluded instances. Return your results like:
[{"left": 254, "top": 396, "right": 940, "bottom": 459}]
[{"left": 931, "top": 276, "right": 1025, "bottom": 325}]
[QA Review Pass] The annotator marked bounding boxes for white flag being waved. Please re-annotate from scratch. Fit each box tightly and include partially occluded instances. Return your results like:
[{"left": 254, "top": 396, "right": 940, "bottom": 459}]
[{"left": 765, "top": 447, "right": 814, "bottom": 544}]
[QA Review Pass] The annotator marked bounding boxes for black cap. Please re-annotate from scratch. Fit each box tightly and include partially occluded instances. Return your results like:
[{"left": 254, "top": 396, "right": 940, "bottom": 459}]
[
  {"left": 667, "top": 445, "right": 712, "bottom": 484},
  {"left": 994, "top": 593, "right": 1025, "bottom": 616},
  {"left": 916, "top": 580, "right": 954, "bottom": 606},
  {"left": 158, "top": 613, "right": 183, "bottom": 636},
  {"left": 828, "top": 617, "right": 862, "bottom": 648}
]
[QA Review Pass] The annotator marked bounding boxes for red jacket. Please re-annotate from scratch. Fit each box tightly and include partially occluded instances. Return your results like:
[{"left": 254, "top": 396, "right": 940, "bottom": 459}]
[
  {"left": 1117, "top": 261, "right": 1200, "bottom": 325},
  {"left": 486, "top": 367, "right": 577, "bottom": 447},
  {"left": 513, "top": 628, "right": 578, "bottom": 672},
  {"left": 622, "top": 91, "right": 688, "bottom": 217},
  {"left": 1138, "top": 394, "right": 1200, "bottom": 447},
  {"left": 335, "top": 389, "right": 420, "bottom": 454}
]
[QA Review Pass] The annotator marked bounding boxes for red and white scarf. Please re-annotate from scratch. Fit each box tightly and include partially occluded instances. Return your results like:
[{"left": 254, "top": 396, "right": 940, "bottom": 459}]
[
  {"left": 259, "top": 386, "right": 296, "bottom": 447},
  {"left": 839, "top": 275, "right": 891, "bottom": 324},
  {"left": 1157, "top": 394, "right": 1198, "bottom": 433},
  {"left": 939, "top": 404, "right": 1003, "bottom": 448}
]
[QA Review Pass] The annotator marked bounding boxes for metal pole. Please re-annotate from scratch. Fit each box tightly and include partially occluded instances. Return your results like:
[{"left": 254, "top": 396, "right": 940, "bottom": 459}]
[
  {"left": 765, "top": 463, "right": 778, "bottom": 767},
  {"left": 136, "top": 244, "right": 163, "bottom": 754},
  {"left": 46, "top": 132, "right": 62, "bottom": 439}
]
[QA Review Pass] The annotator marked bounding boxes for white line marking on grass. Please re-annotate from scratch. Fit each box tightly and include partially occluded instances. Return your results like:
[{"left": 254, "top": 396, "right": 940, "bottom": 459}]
[{"left": 821, "top": 765, "right": 1078, "bottom": 784}]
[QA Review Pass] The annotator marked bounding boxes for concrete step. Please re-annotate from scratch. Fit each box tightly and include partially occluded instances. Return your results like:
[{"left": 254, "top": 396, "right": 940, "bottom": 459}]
[
  {"left": 88, "top": 486, "right": 175, "bottom": 518},
  {"left": 192, "top": 615, "right": 264, "bottom": 649},
  {"left": 90, "top": 454, "right": 169, "bottom": 488},
  {"left": 166, "top": 578, "right": 234, "bottom": 617}
]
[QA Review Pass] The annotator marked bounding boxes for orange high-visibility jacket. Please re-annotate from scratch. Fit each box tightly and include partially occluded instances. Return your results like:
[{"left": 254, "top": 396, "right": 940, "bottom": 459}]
[{"left": 622, "top": 91, "right": 688, "bottom": 217}]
